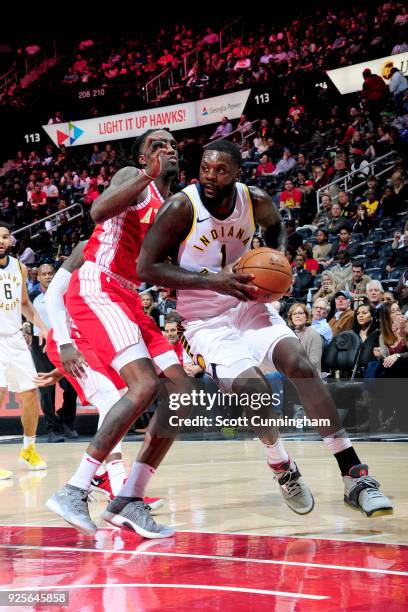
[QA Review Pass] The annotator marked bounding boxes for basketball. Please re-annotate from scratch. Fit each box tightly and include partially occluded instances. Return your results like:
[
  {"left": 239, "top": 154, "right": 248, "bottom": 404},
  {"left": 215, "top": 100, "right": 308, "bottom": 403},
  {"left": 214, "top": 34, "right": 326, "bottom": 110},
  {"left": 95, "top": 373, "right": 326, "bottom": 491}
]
[{"left": 235, "top": 247, "right": 293, "bottom": 300}]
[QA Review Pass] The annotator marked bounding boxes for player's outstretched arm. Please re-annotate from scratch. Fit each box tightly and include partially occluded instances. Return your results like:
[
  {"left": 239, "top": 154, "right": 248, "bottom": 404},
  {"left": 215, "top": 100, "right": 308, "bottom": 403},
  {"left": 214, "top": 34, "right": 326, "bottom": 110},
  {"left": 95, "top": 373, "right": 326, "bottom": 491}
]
[
  {"left": 249, "top": 186, "right": 287, "bottom": 251},
  {"left": 138, "top": 194, "right": 256, "bottom": 301},
  {"left": 91, "top": 138, "right": 168, "bottom": 224}
]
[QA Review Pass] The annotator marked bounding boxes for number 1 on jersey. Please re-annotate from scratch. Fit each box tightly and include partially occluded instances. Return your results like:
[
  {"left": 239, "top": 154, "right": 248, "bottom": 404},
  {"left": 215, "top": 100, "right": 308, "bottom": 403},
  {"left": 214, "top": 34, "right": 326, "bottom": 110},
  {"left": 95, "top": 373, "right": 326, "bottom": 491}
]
[{"left": 220, "top": 244, "right": 226, "bottom": 268}]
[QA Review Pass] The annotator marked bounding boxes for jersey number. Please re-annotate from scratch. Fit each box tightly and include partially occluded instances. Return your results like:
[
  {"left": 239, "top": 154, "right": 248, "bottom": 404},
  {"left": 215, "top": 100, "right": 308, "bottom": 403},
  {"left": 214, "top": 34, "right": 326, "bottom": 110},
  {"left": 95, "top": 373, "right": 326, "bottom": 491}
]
[
  {"left": 140, "top": 207, "right": 154, "bottom": 224},
  {"left": 3, "top": 284, "right": 12, "bottom": 300},
  {"left": 220, "top": 244, "right": 227, "bottom": 268}
]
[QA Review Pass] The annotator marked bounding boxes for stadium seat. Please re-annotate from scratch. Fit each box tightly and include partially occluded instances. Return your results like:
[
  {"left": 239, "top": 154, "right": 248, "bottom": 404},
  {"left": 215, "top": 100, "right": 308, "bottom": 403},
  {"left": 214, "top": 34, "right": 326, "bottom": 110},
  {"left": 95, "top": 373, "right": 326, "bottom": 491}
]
[
  {"left": 358, "top": 242, "right": 378, "bottom": 258},
  {"left": 365, "top": 268, "right": 384, "bottom": 280},
  {"left": 389, "top": 266, "right": 407, "bottom": 280}
]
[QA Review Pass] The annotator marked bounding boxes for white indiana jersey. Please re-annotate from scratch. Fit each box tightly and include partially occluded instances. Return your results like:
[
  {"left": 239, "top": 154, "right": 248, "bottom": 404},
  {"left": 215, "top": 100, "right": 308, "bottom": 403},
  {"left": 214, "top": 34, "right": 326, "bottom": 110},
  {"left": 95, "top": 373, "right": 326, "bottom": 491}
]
[
  {"left": 0, "top": 256, "right": 23, "bottom": 335},
  {"left": 177, "top": 182, "right": 256, "bottom": 321}
]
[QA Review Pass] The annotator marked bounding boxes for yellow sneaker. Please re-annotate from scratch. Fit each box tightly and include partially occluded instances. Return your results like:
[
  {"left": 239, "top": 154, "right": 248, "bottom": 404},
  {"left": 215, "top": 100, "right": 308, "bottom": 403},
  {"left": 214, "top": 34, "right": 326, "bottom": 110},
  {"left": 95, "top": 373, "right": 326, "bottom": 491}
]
[
  {"left": 19, "top": 444, "right": 47, "bottom": 471},
  {"left": 0, "top": 468, "right": 12, "bottom": 480}
]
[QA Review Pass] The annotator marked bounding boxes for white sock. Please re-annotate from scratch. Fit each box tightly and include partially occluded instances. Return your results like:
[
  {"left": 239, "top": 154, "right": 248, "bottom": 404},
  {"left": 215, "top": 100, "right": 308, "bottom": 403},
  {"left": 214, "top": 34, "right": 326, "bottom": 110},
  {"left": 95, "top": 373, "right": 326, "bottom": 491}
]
[
  {"left": 23, "top": 436, "right": 35, "bottom": 449},
  {"left": 95, "top": 464, "right": 106, "bottom": 477},
  {"left": 263, "top": 438, "right": 290, "bottom": 469},
  {"left": 323, "top": 429, "right": 352, "bottom": 455},
  {"left": 107, "top": 459, "right": 127, "bottom": 496},
  {"left": 69, "top": 453, "right": 102, "bottom": 491},
  {"left": 118, "top": 462, "right": 155, "bottom": 498}
]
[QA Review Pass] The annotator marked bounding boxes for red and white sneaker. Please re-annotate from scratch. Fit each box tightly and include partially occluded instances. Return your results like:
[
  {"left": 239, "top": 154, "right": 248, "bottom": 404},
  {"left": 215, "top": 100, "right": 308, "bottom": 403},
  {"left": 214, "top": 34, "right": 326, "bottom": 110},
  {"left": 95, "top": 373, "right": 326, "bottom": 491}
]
[{"left": 91, "top": 472, "right": 164, "bottom": 510}]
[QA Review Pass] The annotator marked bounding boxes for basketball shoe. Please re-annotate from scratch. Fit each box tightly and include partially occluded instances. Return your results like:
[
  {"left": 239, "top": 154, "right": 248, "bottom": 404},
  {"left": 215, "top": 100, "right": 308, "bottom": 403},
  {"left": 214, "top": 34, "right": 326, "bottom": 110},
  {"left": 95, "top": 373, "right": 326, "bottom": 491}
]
[
  {"left": 46, "top": 484, "right": 97, "bottom": 536},
  {"left": 19, "top": 445, "right": 47, "bottom": 471},
  {"left": 269, "top": 459, "right": 314, "bottom": 515},
  {"left": 91, "top": 472, "right": 164, "bottom": 510},
  {"left": 343, "top": 464, "right": 393, "bottom": 517},
  {"left": 101, "top": 497, "right": 173, "bottom": 539}
]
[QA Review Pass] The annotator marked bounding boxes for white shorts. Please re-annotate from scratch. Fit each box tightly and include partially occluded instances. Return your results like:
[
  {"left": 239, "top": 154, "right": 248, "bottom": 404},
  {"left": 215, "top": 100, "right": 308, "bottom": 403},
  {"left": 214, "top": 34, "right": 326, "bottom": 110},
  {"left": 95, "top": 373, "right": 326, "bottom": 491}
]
[
  {"left": 183, "top": 301, "right": 296, "bottom": 384},
  {"left": 0, "top": 332, "right": 37, "bottom": 393}
]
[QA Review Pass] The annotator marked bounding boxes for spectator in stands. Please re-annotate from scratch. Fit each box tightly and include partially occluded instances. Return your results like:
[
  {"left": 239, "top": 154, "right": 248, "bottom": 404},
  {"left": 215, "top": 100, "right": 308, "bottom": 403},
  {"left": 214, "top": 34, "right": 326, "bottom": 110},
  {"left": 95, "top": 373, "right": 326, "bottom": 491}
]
[
  {"left": 338, "top": 261, "right": 372, "bottom": 302},
  {"left": 257, "top": 154, "right": 275, "bottom": 177},
  {"left": 156, "top": 287, "right": 177, "bottom": 327},
  {"left": 388, "top": 67, "right": 408, "bottom": 113},
  {"left": 378, "top": 186, "right": 400, "bottom": 217},
  {"left": 329, "top": 290, "right": 354, "bottom": 336},
  {"left": 313, "top": 271, "right": 336, "bottom": 304},
  {"left": 366, "top": 280, "right": 384, "bottom": 312},
  {"left": 361, "top": 68, "right": 388, "bottom": 121},
  {"left": 141, "top": 291, "right": 160, "bottom": 328},
  {"left": 163, "top": 317, "right": 202, "bottom": 376},
  {"left": 286, "top": 219, "right": 303, "bottom": 252},
  {"left": 29, "top": 183, "right": 47, "bottom": 212},
  {"left": 338, "top": 191, "right": 356, "bottom": 220},
  {"left": 18, "top": 237, "right": 35, "bottom": 265},
  {"left": 351, "top": 203, "right": 371, "bottom": 236},
  {"left": 279, "top": 179, "right": 302, "bottom": 213},
  {"left": 312, "top": 229, "right": 332, "bottom": 262},
  {"left": 313, "top": 194, "right": 332, "bottom": 228},
  {"left": 353, "top": 303, "right": 379, "bottom": 344},
  {"left": 297, "top": 244, "right": 319, "bottom": 277},
  {"left": 387, "top": 230, "right": 408, "bottom": 271},
  {"left": 361, "top": 189, "right": 380, "bottom": 218},
  {"left": 26, "top": 266, "right": 39, "bottom": 293},
  {"left": 373, "top": 301, "right": 408, "bottom": 374},
  {"left": 311, "top": 298, "right": 333, "bottom": 344},
  {"left": 292, "top": 253, "right": 314, "bottom": 300},
  {"left": 272, "top": 148, "right": 296, "bottom": 177},
  {"left": 330, "top": 227, "right": 359, "bottom": 259},
  {"left": 209, "top": 116, "right": 233, "bottom": 140},
  {"left": 331, "top": 251, "right": 353, "bottom": 286},
  {"left": 251, "top": 235, "right": 264, "bottom": 249},
  {"left": 287, "top": 303, "right": 322, "bottom": 372},
  {"left": 350, "top": 148, "right": 370, "bottom": 183},
  {"left": 390, "top": 171, "right": 408, "bottom": 207},
  {"left": 42, "top": 177, "right": 59, "bottom": 209},
  {"left": 327, "top": 203, "right": 349, "bottom": 236}
]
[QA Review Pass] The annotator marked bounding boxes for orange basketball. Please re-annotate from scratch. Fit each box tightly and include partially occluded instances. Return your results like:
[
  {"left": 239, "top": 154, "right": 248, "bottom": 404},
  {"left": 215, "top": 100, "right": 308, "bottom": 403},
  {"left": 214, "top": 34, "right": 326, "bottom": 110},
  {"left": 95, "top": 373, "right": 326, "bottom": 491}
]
[{"left": 235, "top": 247, "right": 293, "bottom": 301}]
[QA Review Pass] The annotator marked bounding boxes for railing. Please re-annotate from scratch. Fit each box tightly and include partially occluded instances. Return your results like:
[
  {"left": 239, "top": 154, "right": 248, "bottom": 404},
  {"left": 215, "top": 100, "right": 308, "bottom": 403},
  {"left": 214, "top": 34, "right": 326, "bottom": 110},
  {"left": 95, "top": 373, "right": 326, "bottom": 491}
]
[
  {"left": 145, "top": 67, "right": 175, "bottom": 103},
  {"left": 0, "top": 68, "right": 18, "bottom": 96},
  {"left": 12, "top": 202, "right": 84, "bottom": 241},
  {"left": 315, "top": 150, "right": 396, "bottom": 211},
  {"left": 219, "top": 17, "right": 243, "bottom": 53},
  {"left": 203, "top": 119, "right": 260, "bottom": 147}
]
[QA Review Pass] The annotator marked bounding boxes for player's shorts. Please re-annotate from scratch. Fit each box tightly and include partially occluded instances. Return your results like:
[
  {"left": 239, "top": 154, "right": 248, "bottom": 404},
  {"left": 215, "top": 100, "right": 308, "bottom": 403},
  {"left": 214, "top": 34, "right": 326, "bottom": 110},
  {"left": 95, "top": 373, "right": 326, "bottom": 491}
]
[
  {"left": 66, "top": 261, "right": 178, "bottom": 372},
  {"left": 182, "top": 301, "right": 296, "bottom": 386},
  {"left": 46, "top": 330, "right": 126, "bottom": 405},
  {"left": 0, "top": 331, "right": 37, "bottom": 393}
]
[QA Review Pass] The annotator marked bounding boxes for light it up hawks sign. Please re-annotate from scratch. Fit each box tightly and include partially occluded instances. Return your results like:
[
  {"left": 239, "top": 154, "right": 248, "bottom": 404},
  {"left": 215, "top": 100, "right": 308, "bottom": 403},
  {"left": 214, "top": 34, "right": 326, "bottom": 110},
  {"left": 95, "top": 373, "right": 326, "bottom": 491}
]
[{"left": 43, "top": 90, "right": 251, "bottom": 147}]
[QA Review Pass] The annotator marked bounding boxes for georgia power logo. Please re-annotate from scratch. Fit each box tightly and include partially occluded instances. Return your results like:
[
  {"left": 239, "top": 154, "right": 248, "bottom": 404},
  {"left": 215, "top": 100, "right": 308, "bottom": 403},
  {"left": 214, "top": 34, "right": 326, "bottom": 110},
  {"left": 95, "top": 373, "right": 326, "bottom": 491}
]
[
  {"left": 201, "top": 107, "right": 208, "bottom": 116},
  {"left": 56, "top": 122, "right": 85, "bottom": 146}
]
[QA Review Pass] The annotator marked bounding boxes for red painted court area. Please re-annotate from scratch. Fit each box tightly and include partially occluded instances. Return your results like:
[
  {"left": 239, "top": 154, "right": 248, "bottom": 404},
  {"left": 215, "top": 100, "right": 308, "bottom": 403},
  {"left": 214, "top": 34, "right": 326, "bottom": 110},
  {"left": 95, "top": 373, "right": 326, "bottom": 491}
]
[{"left": 0, "top": 526, "right": 407, "bottom": 610}]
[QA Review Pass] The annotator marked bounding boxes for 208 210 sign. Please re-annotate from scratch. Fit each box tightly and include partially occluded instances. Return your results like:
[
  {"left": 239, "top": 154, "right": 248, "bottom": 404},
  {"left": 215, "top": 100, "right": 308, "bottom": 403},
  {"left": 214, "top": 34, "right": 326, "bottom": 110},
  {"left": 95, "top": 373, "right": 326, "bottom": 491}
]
[{"left": 78, "top": 88, "right": 106, "bottom": 99}]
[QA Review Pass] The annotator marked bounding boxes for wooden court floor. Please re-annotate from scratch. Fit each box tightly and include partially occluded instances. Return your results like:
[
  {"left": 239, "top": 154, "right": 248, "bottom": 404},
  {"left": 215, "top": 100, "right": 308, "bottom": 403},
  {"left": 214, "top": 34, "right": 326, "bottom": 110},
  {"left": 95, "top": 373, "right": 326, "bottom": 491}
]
[{"left": 0, "top": 439, "right": 406, "bottom": 545}]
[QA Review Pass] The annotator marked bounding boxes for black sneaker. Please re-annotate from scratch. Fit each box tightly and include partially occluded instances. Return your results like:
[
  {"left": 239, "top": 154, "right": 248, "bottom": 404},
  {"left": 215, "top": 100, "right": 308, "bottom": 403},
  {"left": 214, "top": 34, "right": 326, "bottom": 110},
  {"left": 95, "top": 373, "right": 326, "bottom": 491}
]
[
  {"left": 63, "top": 425, "right": 79, "bottom": 439},
  {"left": 47, "top": 431, "right": 65, "bottom": 443}
]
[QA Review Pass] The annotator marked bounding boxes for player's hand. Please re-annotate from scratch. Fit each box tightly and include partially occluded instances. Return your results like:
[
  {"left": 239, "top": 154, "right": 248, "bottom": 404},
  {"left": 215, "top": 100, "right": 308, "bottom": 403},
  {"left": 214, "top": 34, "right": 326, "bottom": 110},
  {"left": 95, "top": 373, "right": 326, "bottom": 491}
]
[
  {"left": 33, "top": 370, "right": 63, "bottom": 387},
  {"left": 60, "top": 343, "right": 87, "bottom": 378},
  {"left": 39, "top": 326, "right": 48, "bottom": 352},
  {"left": 210, "top": 267, "right": 258, "bottom": 301},
  {"left": 145, "top": 137, "right": 166, "bottom": 179}
]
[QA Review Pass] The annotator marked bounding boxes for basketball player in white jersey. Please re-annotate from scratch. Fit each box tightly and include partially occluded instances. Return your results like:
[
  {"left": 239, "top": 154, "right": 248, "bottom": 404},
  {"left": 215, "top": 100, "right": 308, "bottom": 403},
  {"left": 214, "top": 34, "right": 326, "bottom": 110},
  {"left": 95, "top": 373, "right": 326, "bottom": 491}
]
[
  {"left": 0, "top": 223, "right": 47, "bottom": 476},
  {"left": 138, "top": 139, "right": 392, "bottom": 518}
]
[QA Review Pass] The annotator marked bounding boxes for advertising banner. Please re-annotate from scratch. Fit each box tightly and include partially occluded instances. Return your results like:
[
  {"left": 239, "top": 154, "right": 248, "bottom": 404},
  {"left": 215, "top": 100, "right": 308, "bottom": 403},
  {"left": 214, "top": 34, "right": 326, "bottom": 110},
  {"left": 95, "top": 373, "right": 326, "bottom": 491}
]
[
  {"left": 43, "top": 90, "right": 251, "bottom": 147},
  {"left": 326, "top": 52, "right": 408, "bottom": 95}
]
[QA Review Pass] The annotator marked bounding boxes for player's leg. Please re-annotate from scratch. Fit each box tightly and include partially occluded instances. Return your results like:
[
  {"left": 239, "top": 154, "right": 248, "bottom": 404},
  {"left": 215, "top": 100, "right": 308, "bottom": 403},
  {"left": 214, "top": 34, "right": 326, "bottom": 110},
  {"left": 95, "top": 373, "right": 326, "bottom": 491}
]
[
  {"left": 272, "top": 337, "right": 393, "bottom": 517},
  {"left": 6, "top": 334, "right": 47, "bottom": 470},
  {"left": 0, "top": 386, "right": 13, "bottom": 480}
]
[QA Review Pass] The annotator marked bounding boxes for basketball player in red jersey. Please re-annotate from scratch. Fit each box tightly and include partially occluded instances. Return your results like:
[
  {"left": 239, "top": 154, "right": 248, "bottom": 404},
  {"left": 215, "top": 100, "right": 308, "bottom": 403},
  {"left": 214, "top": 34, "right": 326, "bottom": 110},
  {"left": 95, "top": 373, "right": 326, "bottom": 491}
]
[
  {"left": 46, "top": 130, "right": 195, "bottom": 538},
  {"left": 138, "top": 139, "right": 392, "bottom": 519}
]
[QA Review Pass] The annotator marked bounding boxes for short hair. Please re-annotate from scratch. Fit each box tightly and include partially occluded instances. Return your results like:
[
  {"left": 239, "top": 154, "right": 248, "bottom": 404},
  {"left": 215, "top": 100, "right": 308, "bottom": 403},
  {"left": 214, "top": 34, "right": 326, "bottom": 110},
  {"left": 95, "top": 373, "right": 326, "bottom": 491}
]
[
  {"left": 205, "top": 139, "right": 242, "bottom": 167},
  {"left": 317, "top": 228, "right": 328, "bottom": 238},
  {"left": 288, "top": 302, "right": 311, "bottom": 328},
  {"left": 0, "top": 222, "right": 12, "bottom": 233},
  {"left": 131, "top": 129, "right": 163, "bottom": 167},
  {"left": 367, "top": 280, "right": 384, "bottom": 292},
  {"left": 352, "top": 260, "right": 364, "bottom": 270},
  {"left": 313, "top": 298, "right": 329, "bottom": 312}
]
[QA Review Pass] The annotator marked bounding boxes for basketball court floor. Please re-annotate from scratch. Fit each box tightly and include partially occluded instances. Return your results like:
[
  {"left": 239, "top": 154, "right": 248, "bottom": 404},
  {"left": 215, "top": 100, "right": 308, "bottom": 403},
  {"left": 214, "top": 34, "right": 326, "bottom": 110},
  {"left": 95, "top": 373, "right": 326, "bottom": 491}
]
[{"left": 0, "top": 439, "right": 407, "bottom": 610}]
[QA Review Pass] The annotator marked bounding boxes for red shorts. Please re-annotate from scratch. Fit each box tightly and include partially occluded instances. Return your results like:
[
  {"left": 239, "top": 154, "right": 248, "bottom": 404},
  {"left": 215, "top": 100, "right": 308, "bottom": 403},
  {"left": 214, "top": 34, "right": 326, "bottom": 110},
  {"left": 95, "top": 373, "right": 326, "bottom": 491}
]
[
  {"left": 46, "top": 329, "right": 126, "bottom": 405},
  {"left": 65, "top": 261, "right": 173, "bottom": 369}
]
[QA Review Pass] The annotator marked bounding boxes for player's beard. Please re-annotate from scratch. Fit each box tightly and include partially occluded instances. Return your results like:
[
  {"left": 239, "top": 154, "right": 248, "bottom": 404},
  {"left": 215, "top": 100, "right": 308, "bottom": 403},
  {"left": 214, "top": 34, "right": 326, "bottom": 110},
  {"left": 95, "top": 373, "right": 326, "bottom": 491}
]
[
  {"left": 0, "top": 245, "right": 10, "bottom": 260},
  {"left": 201, "top": 181, "right": 235, "bottom": 209}
]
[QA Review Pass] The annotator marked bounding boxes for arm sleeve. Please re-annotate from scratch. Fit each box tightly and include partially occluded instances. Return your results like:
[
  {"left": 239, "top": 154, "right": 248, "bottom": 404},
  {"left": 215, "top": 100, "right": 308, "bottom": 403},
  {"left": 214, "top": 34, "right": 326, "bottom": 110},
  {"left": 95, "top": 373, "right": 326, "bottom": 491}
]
[{"left": 45, "top": 267, "right": 72, "bottom": 346}]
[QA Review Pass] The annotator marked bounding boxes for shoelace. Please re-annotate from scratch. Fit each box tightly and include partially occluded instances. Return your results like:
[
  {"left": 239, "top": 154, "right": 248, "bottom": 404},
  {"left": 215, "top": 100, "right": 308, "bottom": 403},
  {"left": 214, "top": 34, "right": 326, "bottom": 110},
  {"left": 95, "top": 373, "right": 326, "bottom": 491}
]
[
  {"left": 355, "top": 476, "right": 383, "bottom": 499},
  {"left": 273, "top": 470, "right": 303, "bottom": 498}
]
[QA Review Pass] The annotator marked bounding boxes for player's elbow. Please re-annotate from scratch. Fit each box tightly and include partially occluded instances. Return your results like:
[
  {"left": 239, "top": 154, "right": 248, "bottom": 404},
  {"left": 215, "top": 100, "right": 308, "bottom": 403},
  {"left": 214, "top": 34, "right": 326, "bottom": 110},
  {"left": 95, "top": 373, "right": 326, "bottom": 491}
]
[
  {"left": 90, "top": 204, "right": 105, "bottom": 224},
  {"left": 137, "top": 256, "right": 150, "bottom": 281}
]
